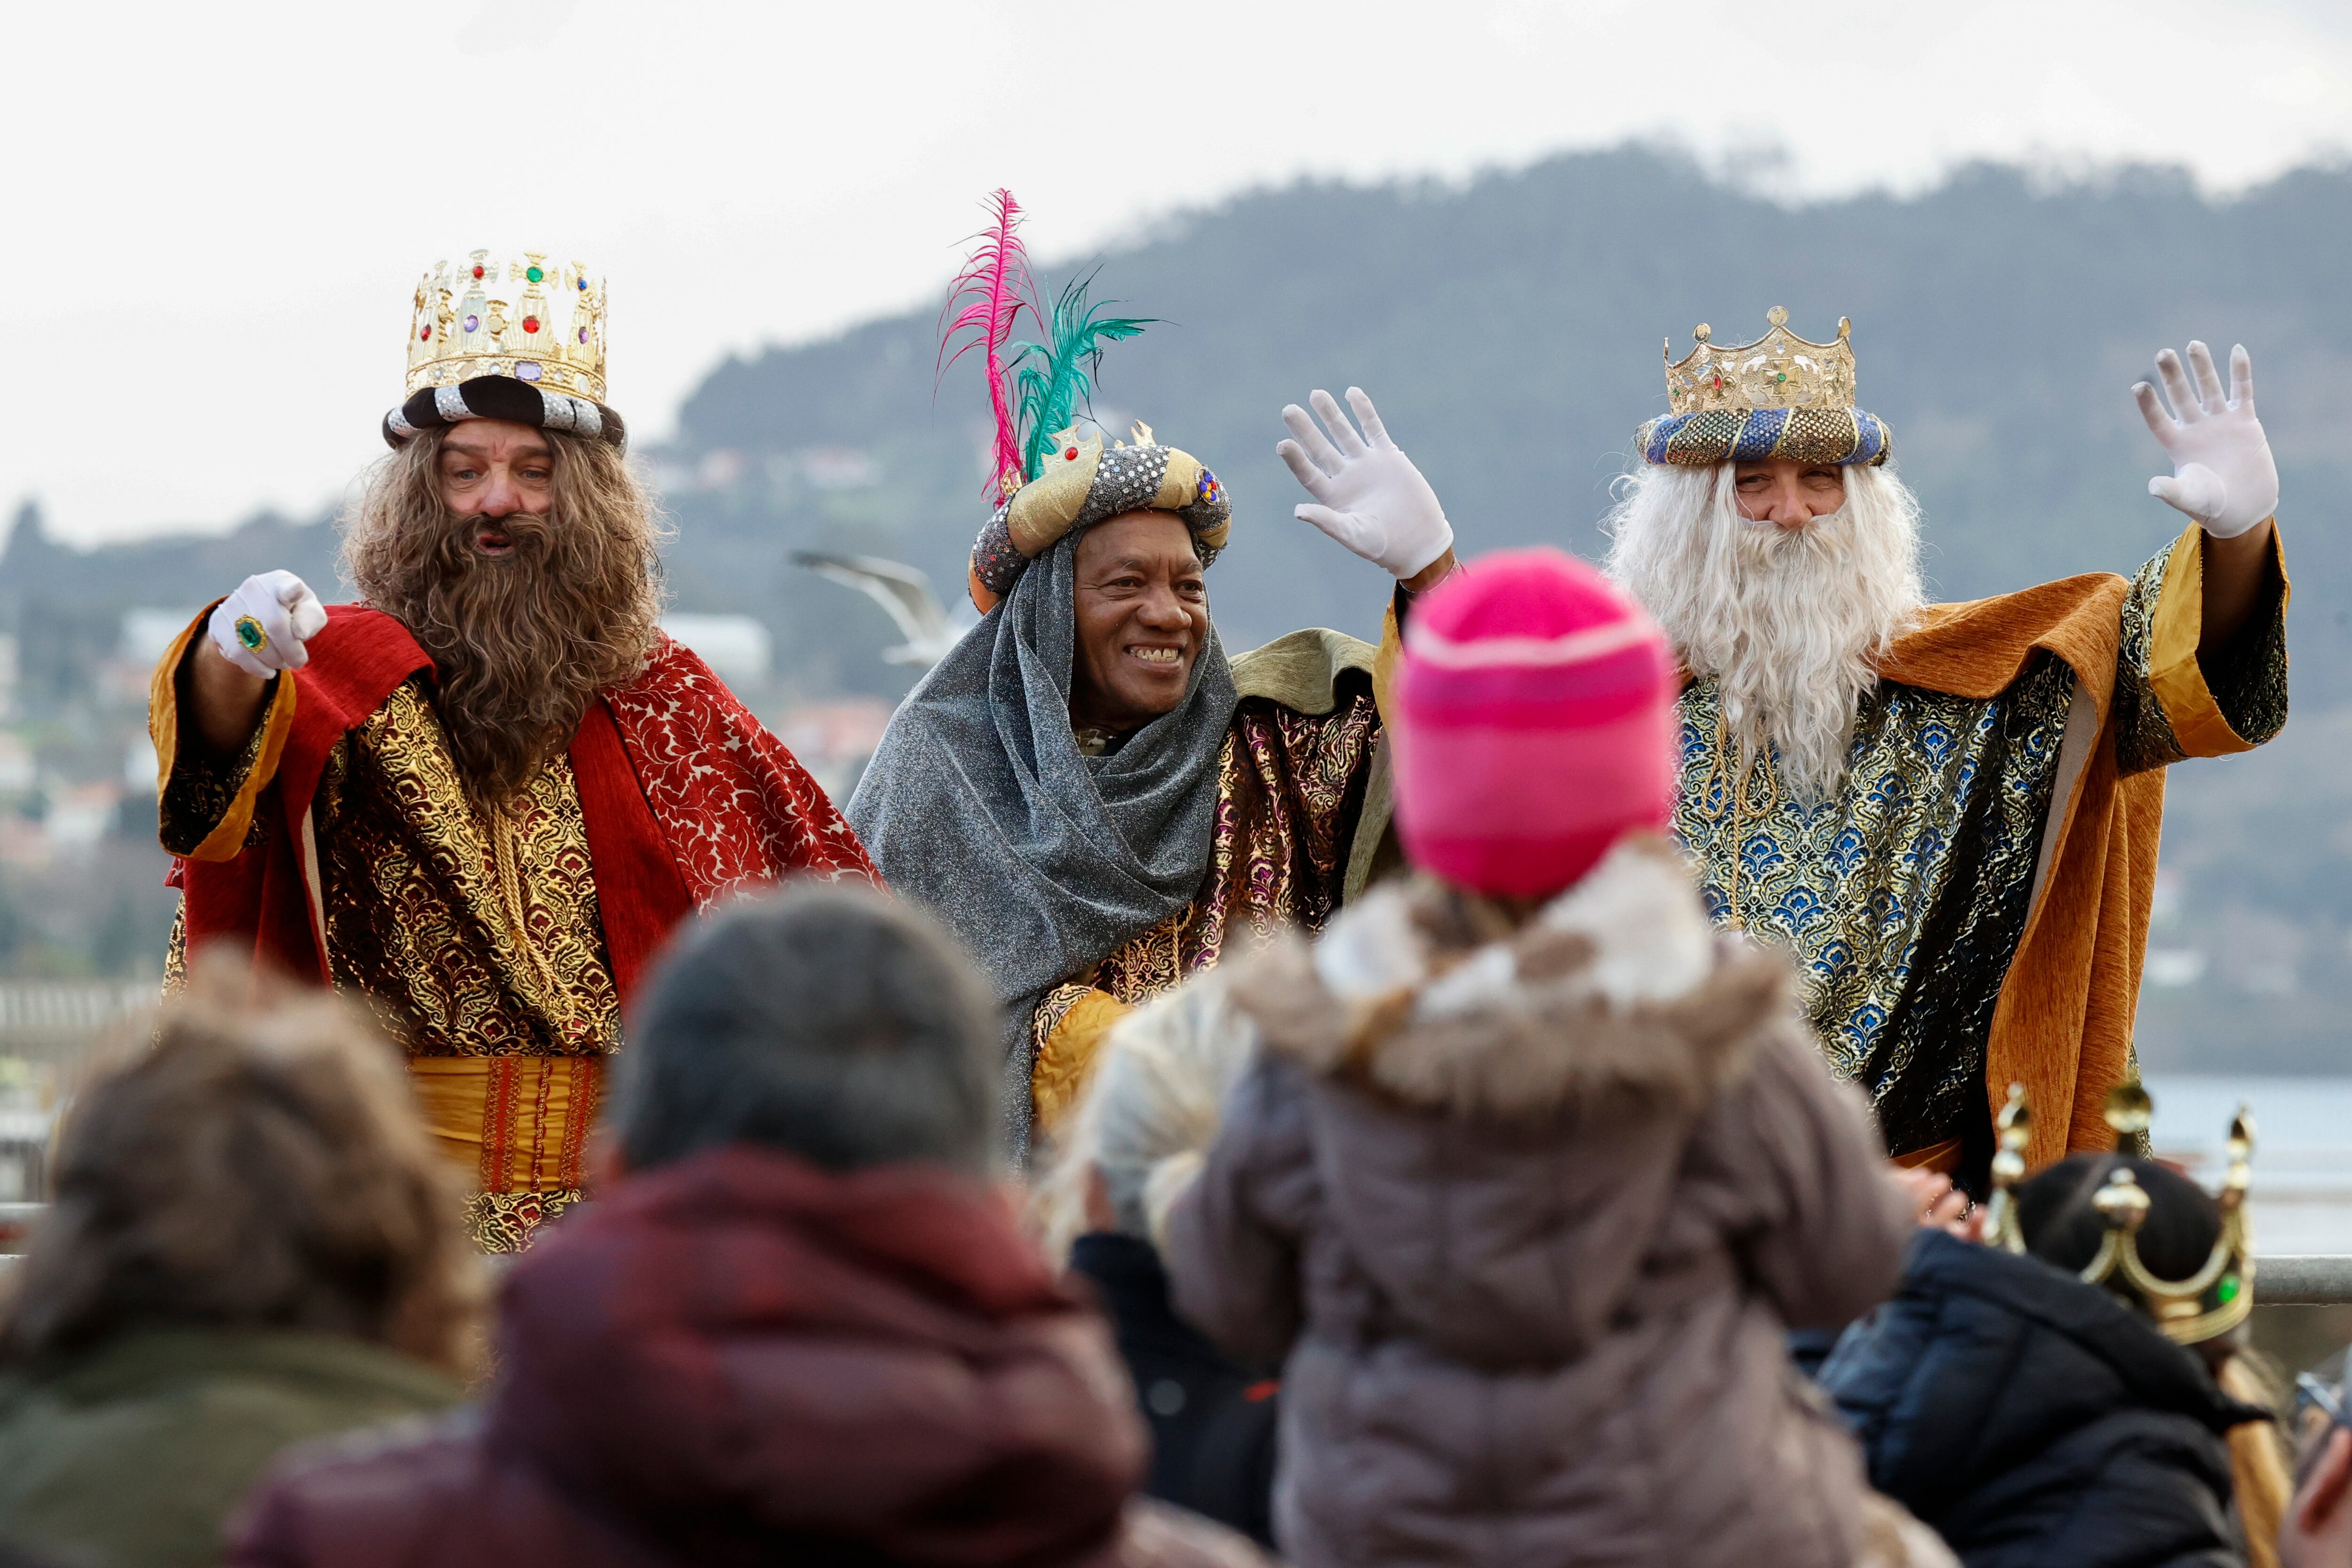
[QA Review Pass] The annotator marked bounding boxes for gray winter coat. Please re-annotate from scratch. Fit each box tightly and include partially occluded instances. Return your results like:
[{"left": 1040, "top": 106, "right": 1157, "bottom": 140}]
[{"left": 1163, "top": 837, "right": 1915, "bottom": 1568}]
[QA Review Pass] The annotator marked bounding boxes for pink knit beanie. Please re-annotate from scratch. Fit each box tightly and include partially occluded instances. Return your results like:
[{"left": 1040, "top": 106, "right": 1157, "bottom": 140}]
[{"left": 1393, "top": 547, "right": 1677, "bottom": 899}]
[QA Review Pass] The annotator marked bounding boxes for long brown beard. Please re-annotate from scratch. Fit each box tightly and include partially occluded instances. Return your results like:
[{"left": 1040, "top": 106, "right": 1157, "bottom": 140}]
[{"left": 343, "top": 431, "right": 665, "bottom": 808}]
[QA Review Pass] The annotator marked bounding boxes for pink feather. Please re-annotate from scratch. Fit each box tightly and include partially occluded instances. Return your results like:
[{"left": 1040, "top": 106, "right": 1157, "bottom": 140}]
[{"left": 939, "top": 189, "right": 1036, "bottom": 497}]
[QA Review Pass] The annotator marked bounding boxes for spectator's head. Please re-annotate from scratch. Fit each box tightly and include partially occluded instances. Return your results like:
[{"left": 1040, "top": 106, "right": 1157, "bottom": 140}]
[
  {"left": 2018, "top": 1151, "right": 2241, "bottom": 1354},
  {"left": 1394, "top": 547, "right": 1677, "bottom": 901},
  {"left": 615, "top": 881, "right": 999, "bottom": 1179},
  {"left": 1036, "top": 972, "right": 1256, "bottom": 1262},
  {"left": 2288, "top": 1362, "right": 2352, "bottom": 1567},
  {"left": 0, "top": 956, "right": 475, "bottom": 1375}
]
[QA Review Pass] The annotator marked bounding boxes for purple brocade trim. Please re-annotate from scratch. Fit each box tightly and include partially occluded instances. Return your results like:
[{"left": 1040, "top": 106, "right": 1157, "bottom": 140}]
[{"left": 971, "top": 504, "right": 1025, "bottom": 598}]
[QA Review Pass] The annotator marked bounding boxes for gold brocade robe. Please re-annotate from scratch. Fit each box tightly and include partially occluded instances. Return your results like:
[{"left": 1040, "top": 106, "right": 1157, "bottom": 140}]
[
  {"left": 1672, "top": 522, "right": 2288, "bottom": 1169},
  {"left": 163, "top": 676, "right": 620, "bottom": 1253},
  {"left": 1026, "top": 630, "right": 1390, "bottom": 1126}
]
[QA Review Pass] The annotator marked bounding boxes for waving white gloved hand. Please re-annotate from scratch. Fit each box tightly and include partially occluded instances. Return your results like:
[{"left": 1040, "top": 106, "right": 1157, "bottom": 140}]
[
  {"left": 2136, "top": 341, "right": 2279, "bottom": 539},
  {"left": 1277, "top": 387, "right": 1454, "bottom": 579},
  {"left": 206, "top": 570, "right": 327, "bottom": 679}
]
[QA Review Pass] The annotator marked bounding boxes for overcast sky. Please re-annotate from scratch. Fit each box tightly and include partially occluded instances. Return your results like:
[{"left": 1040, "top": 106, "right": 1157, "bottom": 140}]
[{"left": 6, "top": 0, "right": 2349, "bottom": 546}]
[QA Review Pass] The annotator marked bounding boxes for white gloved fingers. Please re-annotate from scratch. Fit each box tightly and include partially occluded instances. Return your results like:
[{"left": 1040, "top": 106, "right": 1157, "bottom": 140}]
[
  {"left": 1308, "top": 388, "right": 1369, "bottom": 458},
  {"left": 209, "top": 570, "right": 323, "bottom": 677},
  {"left": 286, "top": 588, "right": 328, "bottom": 644},
  {"left": 256, "top": 570, "right": 321, "bottom": 669},
  {"left": 2185, "top": 341, "right": 2227, "bottom": 413},
  {"left": 2149, "top": 463, "right": 2227, "bottom": 522},
  {"left": 270, "top": 572, "right": 329, "bottom": 641},
  {"left": 1295, "top": 503, "right": 1375, "bottom": 559},
  {"left": 2154, "top": 350, "right": 2202, "bottom": 424},
  {"left": 1276, "top": 438, "right": 1335, "bottom": 500},
  {"left": 2229, "top": 344, "right": 2256, "bottom": 412},
  {"left": 1282, "top": 402, "right": 1346, "bottom": 476},
  {"left": 209, "top": 595, "right": 291, "bottom": 678},
  {"left": 1344, "top": 388, "right": 1394, "bottom": 451},
  {"left": 2133, "top": 381, "right": 2177, "bottom": 443},
  {"left": 248, "top": 594, "right": 301, "bottom": 670}
]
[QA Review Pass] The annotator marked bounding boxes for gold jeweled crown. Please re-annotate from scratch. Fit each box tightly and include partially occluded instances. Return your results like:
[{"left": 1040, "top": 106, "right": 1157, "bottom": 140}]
[
  {"left": 1664, "top": 306, "right": 1859, "bottom": 416},
  {"left": 1986, "top": 1082, "right": 2256, "bottom": 1345},
  {"left": 405, "top": 250, "right": 607, "bottom": 403}
]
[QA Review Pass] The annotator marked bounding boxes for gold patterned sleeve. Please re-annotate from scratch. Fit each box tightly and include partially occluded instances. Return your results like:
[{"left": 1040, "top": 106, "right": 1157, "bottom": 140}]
[
  {"left": 1029, "top": 983, "right": 1136, "bottom": 1132},
  {"left": 150, "top": 605, "right": 297, "bottom": 860},
  {"left": 2112, "top": 521, "right": 2289, "bottom": 777}
]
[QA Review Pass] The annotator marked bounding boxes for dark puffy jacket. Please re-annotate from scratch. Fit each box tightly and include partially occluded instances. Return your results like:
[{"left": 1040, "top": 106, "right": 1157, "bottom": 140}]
[
  {"left": 229, "top": 1146, "right": 1270, "bottom": 1568},
  {"left": 1819, "top": 1229, "right": 2265, "bottom": 1568},
  {"left": 1069, "top": 1232, "right": 1278, "bottom": 1546}
]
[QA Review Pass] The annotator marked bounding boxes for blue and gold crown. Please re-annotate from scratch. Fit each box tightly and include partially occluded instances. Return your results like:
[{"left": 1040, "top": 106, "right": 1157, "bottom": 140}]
[{"left": 1641, "top": 307, "right": 1891, "bottom": 467}]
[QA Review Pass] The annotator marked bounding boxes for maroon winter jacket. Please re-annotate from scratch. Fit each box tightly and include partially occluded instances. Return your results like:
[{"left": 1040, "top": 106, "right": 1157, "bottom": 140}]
[{"left": 229, "top": 1145, "right": 1262, "bottom": 1568}]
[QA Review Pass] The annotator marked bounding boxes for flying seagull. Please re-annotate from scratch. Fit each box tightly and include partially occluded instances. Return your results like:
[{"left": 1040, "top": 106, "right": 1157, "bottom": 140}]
[{"left": 789, "top": 552, "right": 975, "bottom": 668}]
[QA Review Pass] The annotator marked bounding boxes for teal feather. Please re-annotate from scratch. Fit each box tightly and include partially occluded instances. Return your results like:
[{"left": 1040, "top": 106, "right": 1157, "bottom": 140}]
[{"left": 1007, "top": 272, "right": 1153, "bottom": 480}]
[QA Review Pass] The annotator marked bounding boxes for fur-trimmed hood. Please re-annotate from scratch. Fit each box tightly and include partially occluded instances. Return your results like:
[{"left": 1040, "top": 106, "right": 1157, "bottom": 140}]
[{"left": 1229, "top": 835, "right": 1780, "bottom": 1119}]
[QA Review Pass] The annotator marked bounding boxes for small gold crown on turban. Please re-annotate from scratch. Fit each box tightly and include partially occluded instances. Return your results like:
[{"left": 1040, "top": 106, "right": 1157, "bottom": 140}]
[
  {"left": 1664, "top": 306, "right": 1859, "bottom": 415},
  {"left": 405, "top": 249, "right": 607, "bottom": 404},
  {"left": 1986, "top": 1082, "right": 2257, "bottom": 1345}
]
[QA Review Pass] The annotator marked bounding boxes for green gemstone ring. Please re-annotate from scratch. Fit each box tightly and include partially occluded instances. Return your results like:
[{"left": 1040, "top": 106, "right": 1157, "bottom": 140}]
[{"left": 234, "top": 615, "right": 268, "bottom": 653}]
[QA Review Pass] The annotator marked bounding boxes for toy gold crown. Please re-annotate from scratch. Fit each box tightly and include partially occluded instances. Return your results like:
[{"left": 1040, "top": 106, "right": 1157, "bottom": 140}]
[
  {"left": 405, "top": 249, "right": 607, "bottom": 403},
  {"left": 1986, "top": 1082, "right": 2256, "bottom": 1345},
  {"left": 1664, "top": 306, "right": 1859, "bottom": 416}
]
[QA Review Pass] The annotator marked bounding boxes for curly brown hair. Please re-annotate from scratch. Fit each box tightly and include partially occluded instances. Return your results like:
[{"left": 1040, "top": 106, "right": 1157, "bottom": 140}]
[
  {"left": 0, "top": 954, "right": 479, "bottom": 1376},
  {"left": 342, "top": 427, "right": 667, "bottom": 807}
]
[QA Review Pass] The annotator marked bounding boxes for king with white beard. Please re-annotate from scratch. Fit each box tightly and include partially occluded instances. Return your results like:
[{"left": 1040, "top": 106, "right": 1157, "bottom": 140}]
[{"left": 1606, "top": 310, "right": 2287, "bottom": 1182}]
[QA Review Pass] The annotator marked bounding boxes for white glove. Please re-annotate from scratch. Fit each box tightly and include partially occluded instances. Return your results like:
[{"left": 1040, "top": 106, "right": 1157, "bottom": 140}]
[
  {"left": 1277, "top": 387, "right": 1454, "bottom": 579},
  {"left": 206, "top": 570, "right": 327, "bottom": 679},
  {"left": 2136, "top": 341, "right": 2279, "bottom": 539}
]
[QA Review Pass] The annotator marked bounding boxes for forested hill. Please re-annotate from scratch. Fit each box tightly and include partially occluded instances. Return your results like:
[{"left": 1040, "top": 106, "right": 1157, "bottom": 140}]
[
  {"left": 671, "top": 144, "right": 2352, "bottom": 703},
  {"left": 8, "top": 145, "right": 2351, "bottom": 1068},
  {"left": 12, "top": 145, "right": 2347, "bottom": 701}
]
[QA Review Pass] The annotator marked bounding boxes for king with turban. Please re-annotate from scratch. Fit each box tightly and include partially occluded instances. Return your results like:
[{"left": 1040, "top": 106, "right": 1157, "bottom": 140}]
[{"left": 849, "top": 204, "right": 1463, "bottom": 1158}]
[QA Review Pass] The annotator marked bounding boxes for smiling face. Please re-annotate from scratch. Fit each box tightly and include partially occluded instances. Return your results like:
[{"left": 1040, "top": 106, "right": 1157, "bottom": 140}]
[
  {"left": 436, "top": 419, "right": 556, "bottom": 556},
  {"left": 1732, "top": 454, "right": 1847, "bottom": 528},
  {"left": 1068, "top": 510, "right": 1209, "bottom": 735}
]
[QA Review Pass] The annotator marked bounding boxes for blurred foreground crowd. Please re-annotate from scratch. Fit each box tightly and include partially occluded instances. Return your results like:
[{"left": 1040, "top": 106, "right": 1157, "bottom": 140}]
[{"left": 0, "top": 555, "right": 2337, "bottom": 1568}]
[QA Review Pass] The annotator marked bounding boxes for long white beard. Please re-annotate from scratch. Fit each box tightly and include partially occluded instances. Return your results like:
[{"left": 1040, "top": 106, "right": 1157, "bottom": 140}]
[{"left": 1603, "top": 462, "right": 1925, "bottom": 802}]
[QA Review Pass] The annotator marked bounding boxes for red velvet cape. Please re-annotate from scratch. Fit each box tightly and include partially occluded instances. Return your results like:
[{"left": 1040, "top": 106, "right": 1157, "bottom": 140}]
[{"left": 175, "top": 606, "right": 876, "bottom": 1005}]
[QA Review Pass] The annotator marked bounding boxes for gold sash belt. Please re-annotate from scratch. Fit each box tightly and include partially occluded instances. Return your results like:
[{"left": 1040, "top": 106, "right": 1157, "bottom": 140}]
[{"left": 406, "top": 1055, "right": 605, "bottom": 1195}]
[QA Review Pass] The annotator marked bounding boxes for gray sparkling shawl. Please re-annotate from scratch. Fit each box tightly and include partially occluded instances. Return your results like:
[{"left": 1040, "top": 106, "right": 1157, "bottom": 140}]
[{"left": 846, "top": 535, "right": 1239, "bottom": 1157}]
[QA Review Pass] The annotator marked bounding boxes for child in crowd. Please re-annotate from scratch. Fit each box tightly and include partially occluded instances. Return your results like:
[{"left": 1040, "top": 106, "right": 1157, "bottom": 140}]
[
  {"left": 1822, "top": 1093, "right": 2293, "bottom": 1568},
  {"left": 1161, "top": 549, "right": 1940, "bottom": 1568},
  {"left": 1039, "top": 976, "right": 1279, "bottom": 1546},
  {"left": 2286, "top": 1359, "right": 2352, "bottom": 1568}
]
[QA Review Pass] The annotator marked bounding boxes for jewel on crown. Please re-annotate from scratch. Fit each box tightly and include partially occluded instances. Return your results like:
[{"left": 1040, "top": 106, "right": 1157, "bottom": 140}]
[
  {"left": 1662, "top": 306, "right": 1860, "bottom": 416},
  {"left": 405, "top": 248, "right": 608, "bottom": 402}
]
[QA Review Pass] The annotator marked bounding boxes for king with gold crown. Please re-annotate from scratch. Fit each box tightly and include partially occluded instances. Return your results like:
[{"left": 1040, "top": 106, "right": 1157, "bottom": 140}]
[
  {"left": 1589, "top": 310, "right": 2291, "bottom": 1184},
  {"left": 146, "top": 250, "right": 877, "bottom": 1250}
]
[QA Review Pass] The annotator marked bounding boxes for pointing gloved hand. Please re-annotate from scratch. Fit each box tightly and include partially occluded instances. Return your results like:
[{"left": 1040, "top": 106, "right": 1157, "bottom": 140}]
[
  {"left": 1277, "top": 387, "right": 1454, "bottom": 579},
  {"left": 207, "top": 570, "right": 328, "bottom": 679},
  {"left": 2136, "top": 341, "right": 2279, "bottom": 539}
]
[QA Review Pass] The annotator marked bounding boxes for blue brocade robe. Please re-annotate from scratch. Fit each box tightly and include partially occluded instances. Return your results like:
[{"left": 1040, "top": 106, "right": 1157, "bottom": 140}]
[{"left": 1670, "top": 522, "right": 2288, "bottom": 1170}]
